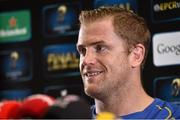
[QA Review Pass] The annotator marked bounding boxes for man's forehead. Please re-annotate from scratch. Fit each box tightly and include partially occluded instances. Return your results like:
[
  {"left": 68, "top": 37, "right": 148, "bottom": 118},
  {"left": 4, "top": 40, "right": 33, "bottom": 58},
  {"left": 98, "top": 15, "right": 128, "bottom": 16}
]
[{"left": 77, "top": 27, "right": 111, "bottom": 47}]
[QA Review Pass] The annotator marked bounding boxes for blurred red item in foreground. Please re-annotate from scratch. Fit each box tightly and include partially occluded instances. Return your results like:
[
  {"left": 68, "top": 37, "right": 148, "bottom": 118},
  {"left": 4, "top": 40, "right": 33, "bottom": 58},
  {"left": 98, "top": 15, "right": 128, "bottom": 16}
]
[
  {"left": 0, "top": 100, "right": 22, "bottom": 119},
  {"left": 21, "top": 94, "right": 55, "bottom": 118}
]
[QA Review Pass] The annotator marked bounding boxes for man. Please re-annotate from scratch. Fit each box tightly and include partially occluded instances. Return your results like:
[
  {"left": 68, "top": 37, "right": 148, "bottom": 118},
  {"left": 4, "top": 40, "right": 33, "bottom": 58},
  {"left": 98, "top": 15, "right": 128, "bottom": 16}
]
[{"left": 76, "top": 6, "right": 180, "bottom": 119}]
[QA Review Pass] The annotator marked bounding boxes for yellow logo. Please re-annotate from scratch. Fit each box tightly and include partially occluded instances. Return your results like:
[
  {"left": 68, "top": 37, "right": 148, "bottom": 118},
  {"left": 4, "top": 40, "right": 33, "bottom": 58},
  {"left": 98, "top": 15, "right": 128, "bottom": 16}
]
[{"left": 154, "top": 1, "right": 180, "bottom": 12}]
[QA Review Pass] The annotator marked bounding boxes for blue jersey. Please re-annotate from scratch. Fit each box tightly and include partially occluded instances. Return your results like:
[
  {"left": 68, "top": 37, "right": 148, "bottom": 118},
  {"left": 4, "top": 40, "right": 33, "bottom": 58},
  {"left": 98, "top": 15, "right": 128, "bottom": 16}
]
[{"left": 91, "top": 98, "right": 180, "bottom": 119}]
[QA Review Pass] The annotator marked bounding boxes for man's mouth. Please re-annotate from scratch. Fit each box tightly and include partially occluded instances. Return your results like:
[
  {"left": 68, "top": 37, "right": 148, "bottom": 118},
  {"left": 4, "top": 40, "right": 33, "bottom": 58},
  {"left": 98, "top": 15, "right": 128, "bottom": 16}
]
[{"left": 84, "top": 71, "right": 103, "bottom": 78}]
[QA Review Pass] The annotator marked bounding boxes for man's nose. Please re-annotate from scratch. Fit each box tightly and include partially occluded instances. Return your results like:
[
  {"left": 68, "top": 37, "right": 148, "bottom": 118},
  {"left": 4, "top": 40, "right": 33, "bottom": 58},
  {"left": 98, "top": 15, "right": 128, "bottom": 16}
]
[{"left": 81, "top": 49, "right": 96, "bottom": 66}]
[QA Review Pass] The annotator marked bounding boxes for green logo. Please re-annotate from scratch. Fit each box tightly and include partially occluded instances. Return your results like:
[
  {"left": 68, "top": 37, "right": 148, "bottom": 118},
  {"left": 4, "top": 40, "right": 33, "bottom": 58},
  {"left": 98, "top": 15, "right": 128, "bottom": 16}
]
[{"left": 0, "top": 10, "right": 31, "bottom": 43}]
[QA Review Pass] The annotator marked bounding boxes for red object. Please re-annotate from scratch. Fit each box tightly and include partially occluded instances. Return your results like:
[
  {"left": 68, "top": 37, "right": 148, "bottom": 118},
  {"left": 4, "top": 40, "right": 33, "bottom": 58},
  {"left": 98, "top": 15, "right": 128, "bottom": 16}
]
[
  {"left": 21, "top": 94, "right": 55, "bottom": 118},
  {"left": 0, "top": 100, "right": 22, "bottom": 119}
]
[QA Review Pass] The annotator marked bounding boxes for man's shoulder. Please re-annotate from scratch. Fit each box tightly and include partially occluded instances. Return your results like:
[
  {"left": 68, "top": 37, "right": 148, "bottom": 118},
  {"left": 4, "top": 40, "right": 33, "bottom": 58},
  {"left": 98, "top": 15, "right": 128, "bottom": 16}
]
[
  {"left": 153, "top": 98, "right": 180, "bottom": 119},
  {"left": 90, "top": 98, "right": 180, "bottom": 119}
]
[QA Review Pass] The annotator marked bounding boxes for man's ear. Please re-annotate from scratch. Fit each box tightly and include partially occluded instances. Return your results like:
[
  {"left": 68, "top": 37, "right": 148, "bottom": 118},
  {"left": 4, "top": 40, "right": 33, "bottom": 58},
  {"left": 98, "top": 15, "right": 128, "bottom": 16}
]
[{"left": 129, "top": 44, "right": 145, "bottom": 68}]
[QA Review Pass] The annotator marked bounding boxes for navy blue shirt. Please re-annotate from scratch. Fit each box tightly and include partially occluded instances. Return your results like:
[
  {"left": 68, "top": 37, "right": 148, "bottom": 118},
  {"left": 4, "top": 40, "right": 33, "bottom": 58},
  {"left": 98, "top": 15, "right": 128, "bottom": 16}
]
[{"left": 91, "top": 98, "right": 180, "bottom": 119}]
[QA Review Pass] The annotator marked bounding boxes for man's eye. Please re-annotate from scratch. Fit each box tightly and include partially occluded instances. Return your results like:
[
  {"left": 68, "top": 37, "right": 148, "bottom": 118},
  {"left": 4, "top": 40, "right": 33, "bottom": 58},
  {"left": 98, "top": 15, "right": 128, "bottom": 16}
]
[
  {"left": 96, "top": 45, "right": 106, "bottom": 52},
  {"left": 78, "top": 47, "right": 86, "bottom": 56}
]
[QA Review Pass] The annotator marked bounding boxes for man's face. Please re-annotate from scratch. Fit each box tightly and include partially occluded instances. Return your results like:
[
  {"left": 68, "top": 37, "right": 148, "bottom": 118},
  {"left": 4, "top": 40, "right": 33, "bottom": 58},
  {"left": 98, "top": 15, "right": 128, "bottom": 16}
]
[{"left": 77, "top": 18, "right": 132, "bottom": 99}]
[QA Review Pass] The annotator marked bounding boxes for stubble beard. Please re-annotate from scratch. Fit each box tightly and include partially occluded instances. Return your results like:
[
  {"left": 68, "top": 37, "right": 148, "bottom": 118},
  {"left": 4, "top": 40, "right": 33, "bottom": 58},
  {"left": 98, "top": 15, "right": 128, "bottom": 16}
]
[
  {"left": 82, "top": 65, "right": 130, "bottom": 101},
  {"left": 85, "top": 73, "right": 130, "bottom": 101},
  {"left": 83, "top": 77, "right": 117, "bottom": 100}
]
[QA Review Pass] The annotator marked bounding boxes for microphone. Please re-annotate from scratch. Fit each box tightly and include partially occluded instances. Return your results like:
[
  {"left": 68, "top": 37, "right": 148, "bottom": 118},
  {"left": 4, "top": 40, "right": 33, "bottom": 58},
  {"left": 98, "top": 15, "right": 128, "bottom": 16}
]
[
  {"left": 21, "top": 94, "right": 55, "bottom": 118},
  {"left": 0, "top": 100, "right": 22, "bottom": 119},
  {"left": 96, "top": 111, "right": 116, "bottom": 120},
  {"left": 43, "top": 94, "right": 92, "bottom": 119}
]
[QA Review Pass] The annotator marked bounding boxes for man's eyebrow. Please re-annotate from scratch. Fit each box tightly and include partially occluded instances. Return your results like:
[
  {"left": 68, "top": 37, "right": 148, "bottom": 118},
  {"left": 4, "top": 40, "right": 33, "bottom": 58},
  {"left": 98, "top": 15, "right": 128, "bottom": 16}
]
[
  {"left": 76, "top": 41, "right": 105, "bottom": 48},
  {"left": 90, "top": 41, "right": 106, "bottom": 46}
]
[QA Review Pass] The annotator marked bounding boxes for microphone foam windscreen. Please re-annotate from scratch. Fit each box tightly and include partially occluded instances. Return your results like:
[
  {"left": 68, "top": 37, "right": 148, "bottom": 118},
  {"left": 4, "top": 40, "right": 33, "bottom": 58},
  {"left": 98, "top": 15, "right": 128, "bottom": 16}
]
[
  {"left": 0, "top": 100, "right": 22, "bottom": 119},
  {"left": 21, "top": 94, "right": 55, "bottom": 118},
  {"left": 44, "top": 95, "right": 92, "bottom": 119},
  {"left": 62, "top": 98, "right": 92, "bottom": 119}
]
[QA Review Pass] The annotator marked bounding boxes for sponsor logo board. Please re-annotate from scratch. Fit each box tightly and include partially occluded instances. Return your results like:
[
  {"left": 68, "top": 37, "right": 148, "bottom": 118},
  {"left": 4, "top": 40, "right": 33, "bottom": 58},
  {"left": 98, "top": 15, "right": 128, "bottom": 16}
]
[
  {"left": 152, "top": 31, "right": 180, "bottom": 67},
  {"left": 42, "top": 2, "right": 81, "bottom": 37},
  {"left": 0, "top": 10, "right": 31, "bottom": 43},
  {"left": 154, "top": 76, "right": 180, "bottom": 104},
  {"left": 0, "top": 48, "right": 33, "bottom": 81},
  {"left": 43, "top": 44, "right": 80, "bottom": 78},
  {"left": 151, "top": 0, "right": 180, "bottom": 22},
  {"left": 94, "top": 0, "right": 137, "bottom": 12}
]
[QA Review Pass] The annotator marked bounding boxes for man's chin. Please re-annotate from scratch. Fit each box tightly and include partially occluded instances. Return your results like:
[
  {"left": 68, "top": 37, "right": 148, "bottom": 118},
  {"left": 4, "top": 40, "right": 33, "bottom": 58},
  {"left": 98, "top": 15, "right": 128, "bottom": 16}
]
[
  {"left": 84, "top": 87, "right": 101, "bottom": 99},
  {"left": 85, "top": 87, "right": 95, "bottom": 96}
]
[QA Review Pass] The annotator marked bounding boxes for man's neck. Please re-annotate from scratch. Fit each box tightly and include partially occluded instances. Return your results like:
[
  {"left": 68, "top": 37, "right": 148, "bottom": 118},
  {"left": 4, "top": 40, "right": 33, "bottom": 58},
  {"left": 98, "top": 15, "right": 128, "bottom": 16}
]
[{"left": 94, "top": 81, "right": 153, "bottom": 116}]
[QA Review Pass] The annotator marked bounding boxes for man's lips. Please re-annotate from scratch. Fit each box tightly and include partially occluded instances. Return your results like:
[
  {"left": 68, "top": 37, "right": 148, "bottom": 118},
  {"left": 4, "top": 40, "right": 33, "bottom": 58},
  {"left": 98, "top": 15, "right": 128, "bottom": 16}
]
[{"left": 83, "top": 71, "right": 103, "bottom": 78}]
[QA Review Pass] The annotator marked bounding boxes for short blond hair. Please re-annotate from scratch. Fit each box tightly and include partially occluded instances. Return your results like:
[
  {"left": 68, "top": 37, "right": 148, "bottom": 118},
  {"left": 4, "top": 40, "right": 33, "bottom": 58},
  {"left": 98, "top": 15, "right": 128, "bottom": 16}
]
[{"left": 79, "top": 6, "right": 151, "bottom": 68}]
